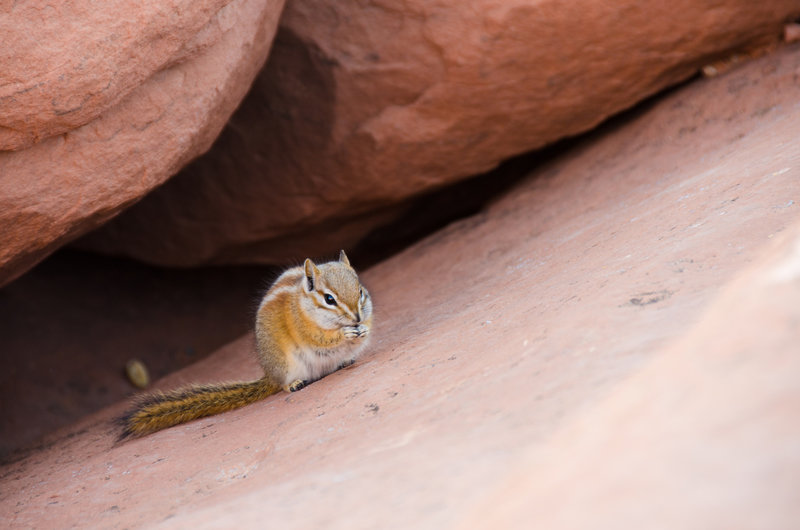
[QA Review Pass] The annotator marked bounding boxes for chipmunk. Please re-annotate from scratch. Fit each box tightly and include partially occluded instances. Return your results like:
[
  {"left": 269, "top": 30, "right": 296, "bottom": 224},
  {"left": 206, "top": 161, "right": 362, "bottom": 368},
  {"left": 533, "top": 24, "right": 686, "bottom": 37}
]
[{"left": 119, "top": 250, "right": 373, "bottom": 437}]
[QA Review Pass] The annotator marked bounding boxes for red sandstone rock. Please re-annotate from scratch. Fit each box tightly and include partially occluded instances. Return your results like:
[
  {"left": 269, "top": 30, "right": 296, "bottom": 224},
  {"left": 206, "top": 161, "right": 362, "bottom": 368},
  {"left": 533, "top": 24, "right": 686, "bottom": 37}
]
[
  {"left": 464, "top": 229, "right": 800, "bottom": 530},
  {"left": 0, "top": 0, "right": 285, "bottom": 287},
  {"left": 2, "top": 45, "right": 799, "bottom": 528},
  {"left": 1, "top": 0, "right": 234, "bottom": 150},
  {"left": 785, "top": 22, "right": 800, "bottom": 43},
  {"left": 79, "top": 0, "right": 800, "bottom": 268}
]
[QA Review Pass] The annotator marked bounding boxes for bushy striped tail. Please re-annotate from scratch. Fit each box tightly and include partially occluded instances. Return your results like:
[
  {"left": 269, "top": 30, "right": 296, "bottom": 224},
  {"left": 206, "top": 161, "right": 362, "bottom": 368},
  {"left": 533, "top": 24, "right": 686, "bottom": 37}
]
[{"left": 119, "top": 378, "right": 281, "bottom": 438}]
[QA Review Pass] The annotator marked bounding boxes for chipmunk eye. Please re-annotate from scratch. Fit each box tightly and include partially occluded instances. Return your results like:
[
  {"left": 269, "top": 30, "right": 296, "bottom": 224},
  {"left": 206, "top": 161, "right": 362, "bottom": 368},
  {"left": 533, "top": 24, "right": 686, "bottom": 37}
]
[{"left": 324, "top": 294, "right": 337, "bottom": 306}]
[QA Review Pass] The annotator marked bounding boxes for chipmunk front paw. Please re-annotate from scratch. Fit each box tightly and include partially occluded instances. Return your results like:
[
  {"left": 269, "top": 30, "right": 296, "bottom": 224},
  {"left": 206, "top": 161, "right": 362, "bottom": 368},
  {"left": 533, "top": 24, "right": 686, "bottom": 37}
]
[{"left": 343, "top": 325, "right": 369, "bottom": 339}]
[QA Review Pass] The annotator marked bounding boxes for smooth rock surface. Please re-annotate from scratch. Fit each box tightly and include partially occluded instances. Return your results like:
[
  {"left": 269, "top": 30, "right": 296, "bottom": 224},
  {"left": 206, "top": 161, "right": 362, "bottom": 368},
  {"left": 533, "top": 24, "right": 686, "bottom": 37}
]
[
  {"left": 80, "top": 0, "right": 800, "bottom": 267},
  {"left": 0, "top": 0, "right": 285, "bottom": 287},
  {"left": 463, "top": 227, "right": 800, "bottom": 530},
  {"left": 2, "top": 45, "right": 799, "bottom": 528},
  {"left": 1, "top": 0, "right": 226, "bottom": 150}
]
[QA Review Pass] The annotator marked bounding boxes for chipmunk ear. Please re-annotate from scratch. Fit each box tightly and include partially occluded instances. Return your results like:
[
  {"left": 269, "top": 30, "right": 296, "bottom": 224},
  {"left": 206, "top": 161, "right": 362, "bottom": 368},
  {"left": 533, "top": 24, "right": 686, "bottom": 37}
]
[
  {"left": 339, "top": 250, "right": 351, "bottom": 267},
  {"left": 304, "top": 259, "right": 320, "bottom": 292}
]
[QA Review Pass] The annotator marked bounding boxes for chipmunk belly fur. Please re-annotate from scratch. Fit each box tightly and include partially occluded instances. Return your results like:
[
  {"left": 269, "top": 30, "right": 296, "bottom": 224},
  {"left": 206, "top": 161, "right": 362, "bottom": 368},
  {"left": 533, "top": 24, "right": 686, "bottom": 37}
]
[
  {"left": 119, "top": 250, "right": 372, "bottom": 438},
  {"left": 287, "top": 341, "right": 366, "bottom": 386}
]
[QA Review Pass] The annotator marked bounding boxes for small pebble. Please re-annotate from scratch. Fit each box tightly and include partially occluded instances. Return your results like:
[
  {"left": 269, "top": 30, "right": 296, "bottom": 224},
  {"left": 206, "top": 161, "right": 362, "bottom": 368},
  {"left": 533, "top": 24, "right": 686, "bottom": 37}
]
[{"left": 125, "top": 359, "right": 150, "bottom": 389}]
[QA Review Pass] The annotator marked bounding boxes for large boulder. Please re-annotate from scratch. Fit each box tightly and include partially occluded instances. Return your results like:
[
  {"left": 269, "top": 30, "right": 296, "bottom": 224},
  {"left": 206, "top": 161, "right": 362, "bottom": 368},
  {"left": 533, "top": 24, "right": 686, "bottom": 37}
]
[
  {"left": 79, "top": 0, "right": 800, "bottom": 266},
  {"left": 0, "top": 0, "right": 285, "bottom": 286},
  {"left": 2, "top": 0, "right": 225, "bottom": 151}
]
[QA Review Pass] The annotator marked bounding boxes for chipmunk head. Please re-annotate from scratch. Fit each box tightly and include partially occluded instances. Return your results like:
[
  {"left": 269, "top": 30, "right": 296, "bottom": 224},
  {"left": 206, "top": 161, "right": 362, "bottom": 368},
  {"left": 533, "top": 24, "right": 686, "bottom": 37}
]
[{"left": 302, "top": 250, "right": 372, "bottom": 330}]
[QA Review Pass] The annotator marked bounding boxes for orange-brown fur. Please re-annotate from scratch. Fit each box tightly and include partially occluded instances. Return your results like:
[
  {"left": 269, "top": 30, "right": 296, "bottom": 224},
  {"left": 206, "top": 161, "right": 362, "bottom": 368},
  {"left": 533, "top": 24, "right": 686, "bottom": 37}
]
[
  {"left": 119, "top": 251, "right": 373, "bottom": 438},
  {"left": 120, "top": 379, "right": 280, "bottom": 437}
]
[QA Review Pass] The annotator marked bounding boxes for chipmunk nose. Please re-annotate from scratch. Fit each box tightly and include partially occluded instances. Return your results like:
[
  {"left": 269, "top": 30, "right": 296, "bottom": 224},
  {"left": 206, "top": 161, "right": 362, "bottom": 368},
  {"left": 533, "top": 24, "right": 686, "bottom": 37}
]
[{"left": 355, "top": 312, "right": 362, "bottom": 323}]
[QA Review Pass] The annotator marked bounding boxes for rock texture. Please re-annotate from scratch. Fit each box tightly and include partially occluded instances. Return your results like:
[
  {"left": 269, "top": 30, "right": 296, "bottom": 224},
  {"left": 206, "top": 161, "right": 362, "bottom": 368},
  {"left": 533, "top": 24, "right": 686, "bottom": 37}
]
[
  {"left": 0, "top": 250, "right": 274, "bottom": 457},
  {"left": 3, "top": 44, "right": 799, "bottom": 528},
  {"left": 2, "top": 0, "right": 224, "bottom": 151},
  {"left": 80, "top": 0, "right": 800, "bottom": 267},
  {"left": 0, "top": 0, "right": 285, "bottom": 287},
  {"left": 463, "top": 229, "right": 800, "bottom": 530}
]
